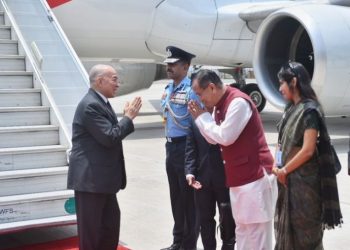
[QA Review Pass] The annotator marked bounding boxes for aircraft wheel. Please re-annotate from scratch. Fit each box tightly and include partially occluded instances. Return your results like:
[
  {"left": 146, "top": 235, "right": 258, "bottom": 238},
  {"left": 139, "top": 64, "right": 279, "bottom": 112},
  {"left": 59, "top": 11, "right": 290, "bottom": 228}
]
[{"left": 243, "top": 84, "right": 266, "bottom": 112}]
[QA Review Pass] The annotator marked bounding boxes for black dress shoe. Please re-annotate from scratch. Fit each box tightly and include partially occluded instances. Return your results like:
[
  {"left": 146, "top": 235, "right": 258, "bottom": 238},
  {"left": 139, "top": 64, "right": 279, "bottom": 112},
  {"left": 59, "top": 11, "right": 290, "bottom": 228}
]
[{"left": 160, "top": 243, "right": 181, "bottom": 250}]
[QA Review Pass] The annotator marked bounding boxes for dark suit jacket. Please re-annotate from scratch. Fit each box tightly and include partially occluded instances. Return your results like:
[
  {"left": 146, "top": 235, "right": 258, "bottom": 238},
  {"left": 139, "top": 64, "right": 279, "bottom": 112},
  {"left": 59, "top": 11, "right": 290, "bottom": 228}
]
[
  {"left": 184, "top": 121, "right": 226, "bottom": 189},
  {"left": 68, "top": 88, "right": 134, "bottom": 194}
]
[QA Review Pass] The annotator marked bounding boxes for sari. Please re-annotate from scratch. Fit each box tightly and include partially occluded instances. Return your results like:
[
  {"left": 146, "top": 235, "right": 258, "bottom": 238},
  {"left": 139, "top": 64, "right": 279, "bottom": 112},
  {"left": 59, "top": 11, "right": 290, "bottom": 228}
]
[{"left": 275, "top": 100, "right": 324, "bottom": 250}]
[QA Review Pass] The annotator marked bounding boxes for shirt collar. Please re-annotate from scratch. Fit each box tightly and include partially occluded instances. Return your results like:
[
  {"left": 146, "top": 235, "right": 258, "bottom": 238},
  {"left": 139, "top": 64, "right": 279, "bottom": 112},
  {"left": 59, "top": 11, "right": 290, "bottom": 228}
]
[
  {"left": 95, "top": 90, "right": 108, "bottom": 103},
  {"left": 172, "top": 76, "right": 190, "bottom": 91}
]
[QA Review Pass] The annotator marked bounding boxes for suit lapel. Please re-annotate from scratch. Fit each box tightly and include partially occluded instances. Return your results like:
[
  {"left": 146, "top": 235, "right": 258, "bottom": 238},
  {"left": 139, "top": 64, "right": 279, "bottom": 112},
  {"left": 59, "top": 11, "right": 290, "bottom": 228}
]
[{"left": 104, "top": 102, "right": 118, "bottom": 122}]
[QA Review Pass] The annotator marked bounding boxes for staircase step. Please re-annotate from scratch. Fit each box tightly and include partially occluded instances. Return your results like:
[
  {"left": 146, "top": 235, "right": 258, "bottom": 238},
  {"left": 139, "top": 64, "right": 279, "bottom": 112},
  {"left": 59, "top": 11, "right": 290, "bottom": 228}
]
[
  {"left": 0, "top": 26, "right": 11, "bottom": 40},
  {"left": 0, "top": 39, "right": 18, "bottom": 55},
  {"left": 0, "top": 125, "right": 59, "bottom": 148},
  {"left": 0, "top": 190, "right": 75, "bottom": 224},
  {"left": 0, "top": 55, "right": 25, "bottom": 71},
  {"left": 0, "top": 166, "right": 68, "bottom": 196},
  {"left": 0, "top": 89, "right": 41, "bottom": 107},
  {"left": 0, "top": 71, "right": 33, "bottom": 89},
  {"left": 0, "top": 214, "right": 76, "bottom": 234},
  {"left": 0, "top": 106, "right": 49, "bottom": 126},
  {"left": 0, "top": 145, "right": 68, "bottom": 171}
]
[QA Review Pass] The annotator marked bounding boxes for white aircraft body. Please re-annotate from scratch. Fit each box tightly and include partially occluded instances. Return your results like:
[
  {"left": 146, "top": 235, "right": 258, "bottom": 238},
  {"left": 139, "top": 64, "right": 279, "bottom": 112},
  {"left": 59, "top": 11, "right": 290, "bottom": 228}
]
[{"left": 50, "top": 0, "right": 350, "bottom": 115}]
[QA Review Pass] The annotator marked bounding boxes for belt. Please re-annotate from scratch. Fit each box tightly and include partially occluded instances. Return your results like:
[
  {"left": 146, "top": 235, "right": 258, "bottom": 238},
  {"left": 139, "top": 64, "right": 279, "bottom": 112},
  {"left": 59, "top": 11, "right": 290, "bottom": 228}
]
[{"left": 166, "top": 136, "right": 187, "bottom": 143}]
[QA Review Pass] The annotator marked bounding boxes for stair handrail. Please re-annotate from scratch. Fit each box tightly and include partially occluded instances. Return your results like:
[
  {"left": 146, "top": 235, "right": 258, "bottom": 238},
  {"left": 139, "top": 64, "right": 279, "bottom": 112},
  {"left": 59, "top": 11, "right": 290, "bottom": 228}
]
[
  {"left": 0, "top": 0, "right": 73, "bottom": 148},
  {"left": 39, "top": 0, "right": 89, "bottom": 86}
]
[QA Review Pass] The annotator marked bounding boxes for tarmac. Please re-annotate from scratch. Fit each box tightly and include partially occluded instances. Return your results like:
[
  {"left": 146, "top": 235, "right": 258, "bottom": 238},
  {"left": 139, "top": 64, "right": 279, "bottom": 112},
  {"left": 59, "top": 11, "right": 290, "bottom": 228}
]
[{"left": 0, "top": 80, "right": 349, "bottom": 250}]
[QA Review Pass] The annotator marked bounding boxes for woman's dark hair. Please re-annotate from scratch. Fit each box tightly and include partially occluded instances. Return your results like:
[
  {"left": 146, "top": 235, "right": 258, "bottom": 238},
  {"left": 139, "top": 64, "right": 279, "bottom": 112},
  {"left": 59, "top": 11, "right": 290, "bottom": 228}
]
[
  {"left": 191, "top": 69, "right": 223, "bottom": 89},
  {"left": 277, "top": 61, "right": 318, "bottom": 101}
]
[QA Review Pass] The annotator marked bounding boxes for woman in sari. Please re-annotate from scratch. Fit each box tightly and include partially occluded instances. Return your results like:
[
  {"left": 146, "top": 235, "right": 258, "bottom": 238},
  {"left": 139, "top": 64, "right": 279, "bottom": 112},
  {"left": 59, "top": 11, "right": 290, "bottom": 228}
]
[{"left": 272, "top": 61, "right": 342, "bottom": 250}]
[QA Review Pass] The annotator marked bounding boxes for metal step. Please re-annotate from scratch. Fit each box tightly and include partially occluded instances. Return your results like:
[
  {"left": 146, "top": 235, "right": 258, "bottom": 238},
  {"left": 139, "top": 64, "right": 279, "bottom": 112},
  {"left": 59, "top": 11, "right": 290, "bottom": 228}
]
[
  {"left": 0, "top": 39, "right": 18, "bottom": 55},
  {"left": 0, "top": 125, "right": 59, "bottom": 148},
  {"left": 0, "top": 166, "right": 68, "bottom": 196},
  {"left": 0, "top": 89, "right": 41, "bottom": 107},
  {"left": 0, "top": 26, "right": 11, "bottom": 40},
  {"left": 0, "top": 145, "right": 68, "bottom": 171},
  {"left": 0, "top": 106, "right": 49, "bottom": 126},
  {"left": 0, "top": 55, "right": 25, "bottom": 71},
  {"left": 0, "top": 71, "right": 33, "bottom": 89},
  {"left": 0, "top": 190, "right": 75, "bottom": 225},
  {"left": 0, "top": 214, "right": 76, "bottom": 234},
  {"left": 0, "top": 88, "right": 41, "bottom": 106}
]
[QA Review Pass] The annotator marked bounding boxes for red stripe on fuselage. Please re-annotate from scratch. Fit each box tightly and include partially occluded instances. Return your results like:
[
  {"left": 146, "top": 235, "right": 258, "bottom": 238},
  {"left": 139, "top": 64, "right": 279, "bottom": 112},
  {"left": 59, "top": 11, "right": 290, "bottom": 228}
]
[{"left": 47, "top": 0, "right": 72, "bottom": 8}]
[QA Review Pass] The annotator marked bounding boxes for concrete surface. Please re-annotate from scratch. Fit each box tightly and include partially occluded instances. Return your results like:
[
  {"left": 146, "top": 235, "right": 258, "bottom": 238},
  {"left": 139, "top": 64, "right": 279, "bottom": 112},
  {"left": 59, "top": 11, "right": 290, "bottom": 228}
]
[{"left": 0, "top": 80, "right": 349, "bottom": 250}]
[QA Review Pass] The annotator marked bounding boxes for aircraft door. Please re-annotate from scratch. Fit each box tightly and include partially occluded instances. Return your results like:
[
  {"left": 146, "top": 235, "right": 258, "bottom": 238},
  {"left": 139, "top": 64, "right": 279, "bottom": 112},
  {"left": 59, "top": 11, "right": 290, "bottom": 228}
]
[
  {"left": 204, "top": 0, "right": 254, "bottom": 66},
  {"left": 146, "top": 0, "right": 217, "bottom": 62}
]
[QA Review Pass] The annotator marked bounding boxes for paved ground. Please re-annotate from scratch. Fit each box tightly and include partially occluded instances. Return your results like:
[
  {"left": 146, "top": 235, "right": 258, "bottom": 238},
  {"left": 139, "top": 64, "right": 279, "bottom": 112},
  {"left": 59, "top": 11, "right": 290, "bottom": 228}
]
[{"left": 0, "top": 80, "right": 349, "bottom": 250}]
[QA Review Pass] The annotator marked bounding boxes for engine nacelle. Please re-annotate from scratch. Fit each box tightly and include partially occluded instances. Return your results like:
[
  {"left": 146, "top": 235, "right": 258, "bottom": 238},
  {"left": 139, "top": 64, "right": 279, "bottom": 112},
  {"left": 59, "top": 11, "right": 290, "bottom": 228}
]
[{"left": 253, "top": 4, "right": 350, "bottom": 116}]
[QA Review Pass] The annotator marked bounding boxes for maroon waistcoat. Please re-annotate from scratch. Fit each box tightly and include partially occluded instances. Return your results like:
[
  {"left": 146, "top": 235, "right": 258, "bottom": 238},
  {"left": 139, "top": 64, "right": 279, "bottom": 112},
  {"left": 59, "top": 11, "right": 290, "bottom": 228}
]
[{"left": 215, "top": 87, "right": 273, "bottom": 187}]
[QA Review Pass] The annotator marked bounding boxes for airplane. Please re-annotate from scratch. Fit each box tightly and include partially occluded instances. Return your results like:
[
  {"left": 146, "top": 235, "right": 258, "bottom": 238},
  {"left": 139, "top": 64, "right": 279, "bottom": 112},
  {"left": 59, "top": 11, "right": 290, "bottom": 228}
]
[{"left": 49, "top": 0, "right": 350, "bottom": 115}]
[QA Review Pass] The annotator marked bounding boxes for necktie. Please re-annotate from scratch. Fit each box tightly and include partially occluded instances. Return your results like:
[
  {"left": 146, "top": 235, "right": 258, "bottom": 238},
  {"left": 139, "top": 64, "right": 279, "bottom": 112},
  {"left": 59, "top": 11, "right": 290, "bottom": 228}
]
[{"left": 106, "top": 101, "right": 114, "bottom": 113}]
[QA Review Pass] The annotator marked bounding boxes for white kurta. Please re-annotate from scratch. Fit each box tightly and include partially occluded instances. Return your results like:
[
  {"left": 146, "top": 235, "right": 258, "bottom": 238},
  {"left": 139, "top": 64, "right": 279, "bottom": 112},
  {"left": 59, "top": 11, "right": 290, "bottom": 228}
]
[
  {"left": 195, "top": 98, "right": 252, "bottom": 146},
  {"left": 195, "top": 97, "right": 277, "bottom": 250}
]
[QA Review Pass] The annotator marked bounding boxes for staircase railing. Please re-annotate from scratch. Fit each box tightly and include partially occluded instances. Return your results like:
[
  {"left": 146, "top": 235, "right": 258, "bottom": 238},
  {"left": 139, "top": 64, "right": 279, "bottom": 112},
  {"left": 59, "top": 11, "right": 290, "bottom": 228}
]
[{"left": 1, "top": 0, "right": 91, "bottom": 146}]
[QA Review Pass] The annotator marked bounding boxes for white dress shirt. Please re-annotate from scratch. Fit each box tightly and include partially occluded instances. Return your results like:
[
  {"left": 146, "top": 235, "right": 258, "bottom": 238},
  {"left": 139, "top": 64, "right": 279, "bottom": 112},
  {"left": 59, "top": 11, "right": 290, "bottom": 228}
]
[{"left": 95, "top": 90, "right": 108, "bottom": 103}]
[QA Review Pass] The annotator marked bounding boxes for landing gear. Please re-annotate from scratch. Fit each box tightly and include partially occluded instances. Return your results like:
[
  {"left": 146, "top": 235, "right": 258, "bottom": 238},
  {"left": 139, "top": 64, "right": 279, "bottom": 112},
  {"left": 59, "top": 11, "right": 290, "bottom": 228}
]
[
  {"left": 243, "top": 84, "right": 266, "bottom": 113},
  {"left": 230, "top": 67, "right": 266, "bottom": 112}
]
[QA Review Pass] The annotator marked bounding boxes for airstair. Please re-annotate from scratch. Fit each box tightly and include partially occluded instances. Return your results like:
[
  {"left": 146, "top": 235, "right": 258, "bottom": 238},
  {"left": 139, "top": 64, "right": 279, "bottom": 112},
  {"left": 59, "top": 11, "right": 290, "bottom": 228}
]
[{"left": 0, "top": 0, "right": 89, "bottom": 233}]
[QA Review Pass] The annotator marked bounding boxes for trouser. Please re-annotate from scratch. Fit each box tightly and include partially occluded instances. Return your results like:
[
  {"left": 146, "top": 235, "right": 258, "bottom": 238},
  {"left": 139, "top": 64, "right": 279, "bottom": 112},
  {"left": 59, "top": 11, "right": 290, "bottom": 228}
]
[
  {"left": 229, "top": 173, "right": 276, "bottom": 250},
  {"left": 75, "top": 191, "right": 120, "bottom": 250},
  {"left": 195, "top": 186, "right": 235, "bottom": 250},
  {"left": 166, "top": 141, "right": 197, "bottom": 249},
  {"left": 235, "top": 220, "right": 273, "bottom": 250}
]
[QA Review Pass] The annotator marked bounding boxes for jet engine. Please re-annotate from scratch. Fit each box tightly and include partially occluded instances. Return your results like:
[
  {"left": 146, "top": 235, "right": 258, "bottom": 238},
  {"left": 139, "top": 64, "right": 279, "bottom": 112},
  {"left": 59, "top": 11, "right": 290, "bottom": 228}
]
[{"left": 253, "top": 4, "right": 350, "bottom": 116}]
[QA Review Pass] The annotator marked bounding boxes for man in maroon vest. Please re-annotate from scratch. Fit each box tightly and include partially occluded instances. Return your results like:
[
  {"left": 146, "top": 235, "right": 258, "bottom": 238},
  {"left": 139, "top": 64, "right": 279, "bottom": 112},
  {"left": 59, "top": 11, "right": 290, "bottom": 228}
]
[{"left": 188, "top": 69, "right": 277, "bottom": 250}]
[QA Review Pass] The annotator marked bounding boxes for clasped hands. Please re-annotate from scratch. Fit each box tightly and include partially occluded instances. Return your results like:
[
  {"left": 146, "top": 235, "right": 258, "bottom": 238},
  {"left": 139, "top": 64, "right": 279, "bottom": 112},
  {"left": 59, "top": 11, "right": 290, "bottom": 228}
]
[
  {"left": 188, "top": 100, "right": 206, "bottom": 119},
  {"left": 124, "top": 96, "right": 142, "bottom": 119}
]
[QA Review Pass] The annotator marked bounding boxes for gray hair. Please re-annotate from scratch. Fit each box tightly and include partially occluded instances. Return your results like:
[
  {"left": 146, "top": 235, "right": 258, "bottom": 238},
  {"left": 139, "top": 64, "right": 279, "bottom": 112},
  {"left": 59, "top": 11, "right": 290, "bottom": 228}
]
[{"left": 89, "top": 64, "right": 112, "bottom": 86}]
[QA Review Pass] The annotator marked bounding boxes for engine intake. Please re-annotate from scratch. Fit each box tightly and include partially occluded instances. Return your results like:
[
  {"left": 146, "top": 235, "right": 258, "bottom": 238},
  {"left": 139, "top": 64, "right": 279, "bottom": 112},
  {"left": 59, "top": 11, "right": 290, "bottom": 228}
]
[{"left": 253, "top": 4, "right": 350, "bottom": 115}]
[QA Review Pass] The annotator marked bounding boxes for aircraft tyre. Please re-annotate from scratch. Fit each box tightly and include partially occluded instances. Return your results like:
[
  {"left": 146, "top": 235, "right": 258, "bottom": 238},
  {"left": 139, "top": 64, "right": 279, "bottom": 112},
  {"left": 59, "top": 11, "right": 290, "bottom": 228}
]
[{"left": 243, "top": 84, "right": 266, "bottom": 112}]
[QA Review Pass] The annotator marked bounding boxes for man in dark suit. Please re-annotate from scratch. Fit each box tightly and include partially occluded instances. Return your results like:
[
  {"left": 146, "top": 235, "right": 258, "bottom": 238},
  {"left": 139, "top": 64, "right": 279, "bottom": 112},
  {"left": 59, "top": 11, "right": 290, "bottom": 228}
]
[
  {"left": 68, "top": 64, "right": 142, "bottom": 250},
  {"left": 185, "top": 120, "right": 236, "bottom": 250}
]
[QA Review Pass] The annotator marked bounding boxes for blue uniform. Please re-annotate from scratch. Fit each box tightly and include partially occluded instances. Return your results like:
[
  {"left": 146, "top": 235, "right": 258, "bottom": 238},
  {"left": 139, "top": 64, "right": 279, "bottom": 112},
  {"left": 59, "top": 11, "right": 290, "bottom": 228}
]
[
  {"left": 161, "top": 76, "right": 199, "bottom": 249},
  {"left": 161, "top": 76, "right": 199, "bottom": 138}
]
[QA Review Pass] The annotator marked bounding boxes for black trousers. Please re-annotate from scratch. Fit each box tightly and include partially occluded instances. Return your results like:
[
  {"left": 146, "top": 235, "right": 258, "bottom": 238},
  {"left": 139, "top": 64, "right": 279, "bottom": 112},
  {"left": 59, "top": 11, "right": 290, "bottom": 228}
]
[
  {"left": 166, "top": 141, "right": 197, "bottom": 249},
  {"left": 195, "top": 186, "right": 236, "bottom": 250},
  {"left": 75, "top": 191, "right": 120, "bottom": 250}
]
